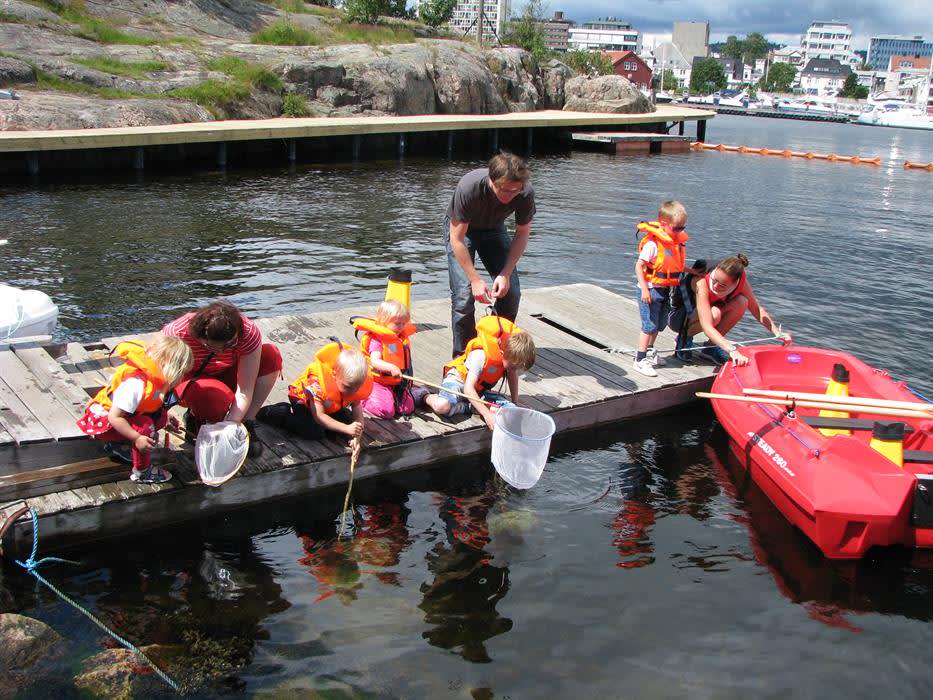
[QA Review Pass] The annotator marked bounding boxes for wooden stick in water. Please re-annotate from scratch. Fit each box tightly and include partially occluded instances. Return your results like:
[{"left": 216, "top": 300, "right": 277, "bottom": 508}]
[
  {"left": 742, "top": 388, "right": 933, "bottom": 413},
  {"left": 400, "top": 373, "right": 497, "bottom": 407},
  {"left": 696, "top": 393, "right": 932, "bottom": 420},
  {"left": 338, "top": 436, "right": 362, "bottom": 537}
]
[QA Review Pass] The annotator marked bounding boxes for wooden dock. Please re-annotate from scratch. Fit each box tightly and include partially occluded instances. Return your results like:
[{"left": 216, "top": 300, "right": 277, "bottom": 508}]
[
  {"left": 0, "top": 284, "right": 716, "bottom": 555},
  {"left": 0, "top": 106, "right": 715, "bottom": 175},
  {"left": 571, "top": 131, "right": 695, "bottom": 154}
]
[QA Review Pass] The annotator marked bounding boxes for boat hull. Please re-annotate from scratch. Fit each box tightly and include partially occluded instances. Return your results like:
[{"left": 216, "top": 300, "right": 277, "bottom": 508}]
[{"left": 711, "top": 345, "right": 933, "bottom": 559}]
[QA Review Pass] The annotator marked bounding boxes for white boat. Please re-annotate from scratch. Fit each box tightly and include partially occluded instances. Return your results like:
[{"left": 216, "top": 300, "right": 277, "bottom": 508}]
[
  {"left": 774, "top": 98, "right": 838, "bottom": 116},
  {"left": 0, "top": 284, "right": 59, "bottom": 340},
  {"left": 857, "top": 101, "right": 933, "bottom": 130}
]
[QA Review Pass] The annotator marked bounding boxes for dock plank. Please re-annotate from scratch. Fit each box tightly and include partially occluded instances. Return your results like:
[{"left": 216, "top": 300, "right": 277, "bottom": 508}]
[{"left": 12, "top": 345, "right": 96, "bottom": 419}]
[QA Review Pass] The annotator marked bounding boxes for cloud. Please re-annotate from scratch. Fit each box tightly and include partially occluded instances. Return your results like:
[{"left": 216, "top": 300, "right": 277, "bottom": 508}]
[{"left": 550, "top": 0, "right": 933, "bottom": 49}]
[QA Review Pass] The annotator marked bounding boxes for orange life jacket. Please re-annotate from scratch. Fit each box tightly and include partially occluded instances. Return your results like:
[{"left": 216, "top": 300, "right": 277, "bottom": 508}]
[
  {"left": 637, "top": 221, "right": 688, "bottom": 287},
  {"left": 87, "top": 341, "right": 168, "bottom": 415},
  {"left": 350, "top": 316, "right": 416, "bottom": 387},
  {"left": 443, "top": 315, "right": 517, "bottom": 392},
  {"left": 288, "top": 341, "right": 374, "bottom": 413}
]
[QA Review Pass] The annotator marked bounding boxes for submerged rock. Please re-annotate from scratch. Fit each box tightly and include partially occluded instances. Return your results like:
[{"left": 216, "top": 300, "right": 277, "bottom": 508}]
[
  {"left": 0, "top": 613, "right": 65, "bottom": 699},
  {"left": 74, "top": 644, "right": 183, "bottom": 698}
]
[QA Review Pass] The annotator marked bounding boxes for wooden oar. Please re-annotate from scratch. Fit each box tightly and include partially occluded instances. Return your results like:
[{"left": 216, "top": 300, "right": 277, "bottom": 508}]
[
  {"left": 697, "top": 392, "right": 932, "bottom": 420},
  {"left": 400, "top": 373, "right": 498, "bottom": 407},
  {"left": 742, "top": 388, "right": 933, "bottom": 413}
]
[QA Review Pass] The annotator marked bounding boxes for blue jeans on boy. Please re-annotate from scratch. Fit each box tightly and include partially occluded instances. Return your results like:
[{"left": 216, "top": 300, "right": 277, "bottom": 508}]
[
  {"left": 638, "top": 287, "right": 672, "bottom": 334},
  {"left": 445, "top": 216, "right": 521, "bottom": 357},
  {"left": 438, "top": 376, "right": 513, "bottom": 417}
]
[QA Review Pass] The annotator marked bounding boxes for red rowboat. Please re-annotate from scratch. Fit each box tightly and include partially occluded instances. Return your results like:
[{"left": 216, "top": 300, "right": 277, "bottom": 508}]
[{"left": 708, "top": 345, "right": 933, "bottom": 559}]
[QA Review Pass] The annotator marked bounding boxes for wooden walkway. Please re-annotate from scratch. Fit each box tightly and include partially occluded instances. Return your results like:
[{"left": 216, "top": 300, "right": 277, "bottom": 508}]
[
  {"left": 0, "top": 106, "right": 714, "bottom": 153},
  {"left": 0, "top": 284, "right": 715, "bottom": 555}
]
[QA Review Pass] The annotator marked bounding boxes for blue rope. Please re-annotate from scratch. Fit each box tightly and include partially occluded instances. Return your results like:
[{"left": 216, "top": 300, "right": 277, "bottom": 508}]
[
  {"left": 15, "top": 508, "right": 179, "bottom": 693},
  {"left": 906, "top": 384, "right": 932, "bottom": 404}
]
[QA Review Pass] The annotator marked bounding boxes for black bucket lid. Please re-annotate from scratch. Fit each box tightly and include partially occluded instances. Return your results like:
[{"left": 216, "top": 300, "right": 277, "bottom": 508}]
[
  {"left": 873, "top": 420, "right": 905, "bottom": 440},
  {"left": 831, "top": 363, "right": 850, "bottom": 383},
  {"left": 388, "top": 268, "right": 412, "bottom": 283}
]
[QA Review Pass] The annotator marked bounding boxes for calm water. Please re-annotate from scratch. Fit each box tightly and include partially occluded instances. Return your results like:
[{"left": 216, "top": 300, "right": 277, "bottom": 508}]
[{"left": 2, "top": 116, "right": 933, "bottom": 697}]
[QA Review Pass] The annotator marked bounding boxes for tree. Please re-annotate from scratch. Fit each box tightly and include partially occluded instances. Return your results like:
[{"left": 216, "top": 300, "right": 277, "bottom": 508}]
[
  {"left": 721, "top": 35, "right": 744, "bottom": 60},
  {"left": 343, "top": 0, "right": 390, "bottom": 24},
  {"left": 503, "top": 0, "right": 547, "bottom": 59},
  {"left": 689, "top": 57, "right": 727, "bottom": 94},
  {"left": 760, "top": 62, "right": 796, "bottom": 92},
  {"left": 743, "top": 32, "right": 768, "bottom": 63},
  {"left": 660, "top": 68, "right": 679, "bottom": 91},
  {"left": 417, "top": 0, "right": 455, "bottom": 28},
  {"left": 563, "top": 49, "right": 613, "bottom": 76},
  {"left": 385, "top": 0, "right": 412, "bottom": 18},
  {"left": 838, "top": 73, "right": 868, "bottom": 99}
]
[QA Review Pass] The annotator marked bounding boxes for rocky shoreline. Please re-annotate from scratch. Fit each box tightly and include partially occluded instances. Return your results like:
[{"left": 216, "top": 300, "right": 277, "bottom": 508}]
[{"left": 0, "top": 0, "right": 652, "bottom": 130}]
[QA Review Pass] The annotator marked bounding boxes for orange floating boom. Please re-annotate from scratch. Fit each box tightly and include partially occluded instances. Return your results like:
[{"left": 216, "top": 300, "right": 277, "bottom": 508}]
[{"left": 691, "top": 143, "right": 880, "bottom": 165}]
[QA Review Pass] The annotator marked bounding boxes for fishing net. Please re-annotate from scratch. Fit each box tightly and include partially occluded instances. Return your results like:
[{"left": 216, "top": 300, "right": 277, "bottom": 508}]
[
  {"left": 195, "top": 421, "right": 249, "bottom": 487},
  {"left": 491, "top": 406, "right": 557, "bottom": 489}
]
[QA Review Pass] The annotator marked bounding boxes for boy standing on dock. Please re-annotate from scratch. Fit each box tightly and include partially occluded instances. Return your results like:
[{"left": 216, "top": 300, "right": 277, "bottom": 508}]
[
  {"left": 633, "top": 200, "right": 692, "bottom": 377},
  {"left": 445, "top": 152, "right": 535, "bottom": 358}
]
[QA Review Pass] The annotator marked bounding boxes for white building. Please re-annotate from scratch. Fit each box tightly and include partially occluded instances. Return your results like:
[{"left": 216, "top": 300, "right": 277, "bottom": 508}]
[
  {"left": 445, "top": 0, "right": 512, "bottom": 43},
  {"left": 645, "top": 41, "right": 691, "bottom": 88},
  {"left": 568, "top": 18, "right": 641, "bottom": 54},
  {"left": 799, "top": 58, "right": 852, "bottom": 96},
  {"left": 770, "top": 46, "right": 804, "bottom": 68},
  {"left": 800, "top": 21, "right": 860, "bottom": 68}
]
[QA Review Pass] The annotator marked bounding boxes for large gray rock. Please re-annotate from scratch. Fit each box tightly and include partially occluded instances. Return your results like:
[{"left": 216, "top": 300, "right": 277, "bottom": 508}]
[
  {"left": 0, "top": 57, "right": 36, "bottom": 86},
  {"left": 0, "top": 0, "right": 63, "bottom": 23},
  {"left": 563, "top": 74, "right": 654, "bottom": 113},
  {"left": 540, "top": 58, "right": 574, "bottom": 109},
  {"left": 0, "top": 91, "right": 211, "bottom": 130},
  {"left": 486, "top": 47, "right": 543, "bottom": 111}
]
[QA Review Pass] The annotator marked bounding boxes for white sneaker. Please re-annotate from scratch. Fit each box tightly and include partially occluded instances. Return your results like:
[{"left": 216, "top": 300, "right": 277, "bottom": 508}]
[
  {"left": 632, "top": 357, "right": 658, "bottom": 377},
  {"left": 646, "top": 348, "right": 666, "bottom": 367}
]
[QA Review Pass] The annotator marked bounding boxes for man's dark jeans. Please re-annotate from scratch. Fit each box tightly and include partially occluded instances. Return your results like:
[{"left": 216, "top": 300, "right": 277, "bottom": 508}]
[{"left": 444, "top": 217, "right": 521, "bottom": 357}]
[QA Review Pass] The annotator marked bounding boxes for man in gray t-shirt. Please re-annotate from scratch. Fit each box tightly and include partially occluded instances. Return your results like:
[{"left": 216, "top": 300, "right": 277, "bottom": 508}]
[{"left": 444, "top": 152, "right": 536, "bottom": 356}]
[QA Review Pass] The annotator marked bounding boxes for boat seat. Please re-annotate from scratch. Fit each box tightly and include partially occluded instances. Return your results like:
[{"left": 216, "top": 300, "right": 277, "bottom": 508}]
[
  {"left": 905, "top": 450, "right": 933, "bottom": 465},
  {"left": 801, "top": 416, "right": 915, "bottom": 433}
]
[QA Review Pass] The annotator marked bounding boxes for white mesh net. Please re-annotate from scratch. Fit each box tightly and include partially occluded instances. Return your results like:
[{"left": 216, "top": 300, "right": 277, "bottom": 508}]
[
  {"left": 195, "top": 421, "right": 249, "bottom": 487},
  {"left": 491, "top": 407, "right": 556, "bottom": 489}
]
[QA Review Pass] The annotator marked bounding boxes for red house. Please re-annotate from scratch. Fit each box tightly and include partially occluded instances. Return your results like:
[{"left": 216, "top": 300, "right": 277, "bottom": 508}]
[{"left": 606, "top": 50, "right": 652, "bottom": 89}]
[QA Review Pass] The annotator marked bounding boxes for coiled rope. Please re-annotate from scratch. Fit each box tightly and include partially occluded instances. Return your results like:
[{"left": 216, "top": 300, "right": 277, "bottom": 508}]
[{"left": 15, "top": 508, "right": 179, "bottom": 692}]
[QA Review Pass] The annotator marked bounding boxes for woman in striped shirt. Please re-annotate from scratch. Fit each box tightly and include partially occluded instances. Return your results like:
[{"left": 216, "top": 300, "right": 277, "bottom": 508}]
[{"left": 163, "top": 301, "right": 282, "bottom": 457}]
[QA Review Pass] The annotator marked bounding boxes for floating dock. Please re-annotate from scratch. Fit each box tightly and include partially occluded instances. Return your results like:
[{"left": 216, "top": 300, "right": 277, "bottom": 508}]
[
  {"left": 0, "top": 106, "right": 715, "bottom": 175},
  {"left": 571, "top": 131, "right": 694, "bottom": 154},
  {"left": 0, "top": 284, "right": 716, "bottom": 555}
]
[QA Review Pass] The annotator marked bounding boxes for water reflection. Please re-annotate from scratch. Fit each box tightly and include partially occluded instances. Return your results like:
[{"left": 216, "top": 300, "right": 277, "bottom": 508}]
[
  {"left": 419, "top": 490, "right": 512, "bottom": 663},
  {"left": 707, "top": 431, "right": 933, "bottom": 630},
  {"left": 296, "top": 502, "right": 412, "bottom": 604}
]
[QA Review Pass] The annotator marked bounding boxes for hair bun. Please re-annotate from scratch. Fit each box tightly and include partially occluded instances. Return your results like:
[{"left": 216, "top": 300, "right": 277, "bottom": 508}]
[{"left": 736, "top": 254, "right": 749, "bottom": 267}]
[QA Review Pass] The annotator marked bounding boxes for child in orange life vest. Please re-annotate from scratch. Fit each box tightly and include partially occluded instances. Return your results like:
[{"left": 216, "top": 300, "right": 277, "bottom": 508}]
[
  {"left": 259, "top": 341, "right": 373, "bottom": 442},
  {"left": 633, "top": 200, "right": 698, "bottom": 377},
  {"left": 76, "top": 336, "right": 193, "bottom": 484},
  {"left": 351, "top": 300, "right": 428, "bottom": 419},
  {"left": 424, "top": 315, "right": 536, "bottom": 431}
]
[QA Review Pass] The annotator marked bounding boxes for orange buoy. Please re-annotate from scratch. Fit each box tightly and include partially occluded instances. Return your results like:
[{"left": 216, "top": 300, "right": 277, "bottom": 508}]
[{"left": 695, "top": 143, "right": 879, "bottom": 165}]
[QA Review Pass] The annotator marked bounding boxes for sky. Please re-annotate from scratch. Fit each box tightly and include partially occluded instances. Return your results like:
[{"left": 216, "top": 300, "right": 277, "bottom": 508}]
[{"left": 550, "top": 1, "right": 933, "bottom": 50}]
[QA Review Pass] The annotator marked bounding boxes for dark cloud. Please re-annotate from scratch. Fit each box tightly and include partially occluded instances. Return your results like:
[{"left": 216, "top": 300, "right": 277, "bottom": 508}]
[{"left": 555, "top": 1, "right": 932, "bottom": 46}]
